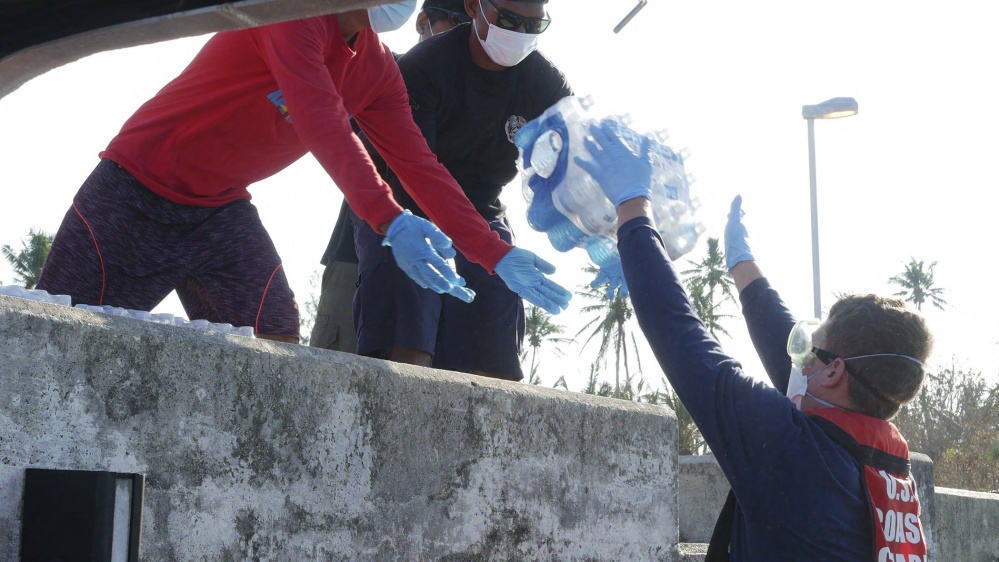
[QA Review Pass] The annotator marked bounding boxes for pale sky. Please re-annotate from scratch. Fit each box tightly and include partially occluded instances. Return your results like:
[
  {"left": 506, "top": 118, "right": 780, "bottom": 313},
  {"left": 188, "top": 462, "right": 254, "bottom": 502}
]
[{"left": 1, "top": 0, "right": 997, "bottom": 390}]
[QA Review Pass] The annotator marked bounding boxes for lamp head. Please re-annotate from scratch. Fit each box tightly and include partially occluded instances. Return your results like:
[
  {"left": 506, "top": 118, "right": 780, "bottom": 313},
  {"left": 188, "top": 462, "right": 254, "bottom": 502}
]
[{"left": 802, "top": 97, "right": 858, "bottom": 120}]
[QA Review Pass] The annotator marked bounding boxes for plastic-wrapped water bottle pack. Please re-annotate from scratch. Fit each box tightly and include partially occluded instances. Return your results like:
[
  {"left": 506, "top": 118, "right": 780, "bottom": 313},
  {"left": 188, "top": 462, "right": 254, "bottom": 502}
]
[
  {"left": 0, "top": 285, "right": 255, "bottom": 338},
  {"left": 514, "top": 96, "right": 703, "bottom": 266}
]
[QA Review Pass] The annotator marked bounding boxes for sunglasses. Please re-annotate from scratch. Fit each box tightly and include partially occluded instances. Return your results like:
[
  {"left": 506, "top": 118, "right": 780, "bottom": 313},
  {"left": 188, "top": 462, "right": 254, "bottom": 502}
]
[
  {"left": 480, "top": 0, "right": 551, "bottom": 34},
  {"left": 803, "top": 346, "right": 838, "bottom": 369},
  {"left": 425, "top": 7, "right": 472, "bottom": 27}
]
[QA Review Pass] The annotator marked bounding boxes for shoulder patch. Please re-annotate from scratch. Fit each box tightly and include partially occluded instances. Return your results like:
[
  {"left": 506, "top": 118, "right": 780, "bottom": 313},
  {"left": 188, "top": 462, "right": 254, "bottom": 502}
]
[{"left": 505, "top": 115, "right": 527, "bottom": 143}]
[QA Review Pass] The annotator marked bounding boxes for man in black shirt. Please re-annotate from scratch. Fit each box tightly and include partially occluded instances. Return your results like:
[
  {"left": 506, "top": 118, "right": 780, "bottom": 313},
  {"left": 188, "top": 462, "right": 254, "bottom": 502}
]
[
  {"left": 351, "top": 0, "right": 571, "bottom": 380},
  {"left": 310, "top": 0, "right": 471, "bottom": 352}
]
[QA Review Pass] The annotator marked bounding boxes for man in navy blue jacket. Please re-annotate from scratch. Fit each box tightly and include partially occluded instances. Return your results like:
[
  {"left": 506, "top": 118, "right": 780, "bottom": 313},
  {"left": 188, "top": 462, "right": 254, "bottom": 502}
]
[{"left": 575, "top": 120, "right": 933, "bottom": 561}]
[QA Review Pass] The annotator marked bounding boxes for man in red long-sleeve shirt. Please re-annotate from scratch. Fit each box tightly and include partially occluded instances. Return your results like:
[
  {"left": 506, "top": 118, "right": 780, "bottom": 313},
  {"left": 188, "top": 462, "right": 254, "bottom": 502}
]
[{"left": 37, "top": 3, "right": 571, "bottom": 343}]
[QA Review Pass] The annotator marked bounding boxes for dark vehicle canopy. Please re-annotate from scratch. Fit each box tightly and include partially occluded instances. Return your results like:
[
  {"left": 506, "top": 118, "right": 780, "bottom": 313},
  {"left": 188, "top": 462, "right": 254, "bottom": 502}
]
[{"left": 0, "top": 0, "right": 378, "bottom": 98}]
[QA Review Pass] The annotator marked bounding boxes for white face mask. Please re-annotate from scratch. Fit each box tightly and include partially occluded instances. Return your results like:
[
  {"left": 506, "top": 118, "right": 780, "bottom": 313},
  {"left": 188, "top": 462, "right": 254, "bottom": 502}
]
[
  {"left": 786, "top": 365, "right": 809, "bottom": 410},
  {"left": 368, "top": 0, "right": 417, "bottom": 33},
  {"left": 786, "top": 365, "right": 838, "bottom": 410},
  {"left": 474, "top": 0, "right": 539, "bottom": 66}
]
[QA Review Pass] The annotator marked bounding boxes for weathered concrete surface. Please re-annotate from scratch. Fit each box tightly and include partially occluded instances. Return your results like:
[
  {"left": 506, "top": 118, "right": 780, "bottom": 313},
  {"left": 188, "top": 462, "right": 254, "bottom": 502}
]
[
  {"left": 0, "top": 296, "right": 680, "bottom": 560},
  {"left": 1, "top": 0, "right": 393, "bottom": 99},
  {"left": 934, "top": 487, "right": 999, "bottom": 562},
  {"left": 677, "top": 452, "right": 938, "bottom": 551},
  {"left": 678, "top": 455, "right": 728, "bottom": 544}
]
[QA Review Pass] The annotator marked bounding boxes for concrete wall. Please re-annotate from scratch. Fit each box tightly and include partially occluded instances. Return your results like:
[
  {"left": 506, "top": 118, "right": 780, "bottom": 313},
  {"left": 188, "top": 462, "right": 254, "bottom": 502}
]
[
  {"left": 934, "top": 487, "right": 999, "bottom": 562},
  {"left": 677, "top": 455, "right": 728, "bottom": 543},
  {"left": 0, "top": 296, "right": 680, "bottom": 560}
]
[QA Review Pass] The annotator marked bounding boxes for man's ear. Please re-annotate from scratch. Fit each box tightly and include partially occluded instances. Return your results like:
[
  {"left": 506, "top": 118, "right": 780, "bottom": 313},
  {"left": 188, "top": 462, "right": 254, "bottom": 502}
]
[
  {"left": 415, "top": 11, "right": 430, "bottom": 37},
  {"left": 818, "top": 358, "right": 849, "bottom": 389}
]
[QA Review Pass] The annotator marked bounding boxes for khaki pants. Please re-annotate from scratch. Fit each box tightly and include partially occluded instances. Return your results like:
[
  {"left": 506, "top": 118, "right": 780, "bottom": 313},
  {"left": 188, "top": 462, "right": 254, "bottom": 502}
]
[{"left": 309, "top": 260, "right": 359, "bottom": 353}]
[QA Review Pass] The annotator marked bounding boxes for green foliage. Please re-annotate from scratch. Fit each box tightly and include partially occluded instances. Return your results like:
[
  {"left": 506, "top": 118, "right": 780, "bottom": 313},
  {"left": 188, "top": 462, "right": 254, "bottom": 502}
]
[
  {"left": 892, "top": 363, "right": 999, "bottom": 492},
  {"left": 522, "top": 305, "right": 572, "bottom": 385},
  {"left": 2, "top": 229, "right": 53, "bottom": 289},
  {"left": 551, "top": 373, "right": 571, "bottom": 390},
  {"left": 681, "top": 237, "right": 736, "bottom": 338},
  {"left": 888, "top": 258, "right": 946, "bottom": 311},
  {"left": 576, "top": 266, "right": 642, "bottom": 398}
]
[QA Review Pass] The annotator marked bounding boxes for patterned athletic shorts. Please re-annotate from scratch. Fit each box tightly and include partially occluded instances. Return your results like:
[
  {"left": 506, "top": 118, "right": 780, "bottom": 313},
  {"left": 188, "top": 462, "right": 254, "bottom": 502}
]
[{"left": 37, "top": 159, "right": 299, "bottom": 338}]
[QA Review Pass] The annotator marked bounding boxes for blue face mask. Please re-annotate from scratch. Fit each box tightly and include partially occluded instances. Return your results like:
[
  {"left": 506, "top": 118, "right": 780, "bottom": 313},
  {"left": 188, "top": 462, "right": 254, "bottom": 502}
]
[{"left": 367, "top": 0, "right": 418, "bottom": 33}]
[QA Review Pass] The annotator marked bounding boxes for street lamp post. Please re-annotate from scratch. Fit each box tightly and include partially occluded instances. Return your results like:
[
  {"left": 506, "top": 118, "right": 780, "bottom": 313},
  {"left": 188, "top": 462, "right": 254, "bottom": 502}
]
[{"left": 802, "top": 97, "right": 858, "bottom": 319}]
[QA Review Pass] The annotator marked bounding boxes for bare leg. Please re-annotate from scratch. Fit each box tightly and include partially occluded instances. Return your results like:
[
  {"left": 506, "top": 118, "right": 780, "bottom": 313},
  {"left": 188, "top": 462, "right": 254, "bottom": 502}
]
[{"left": 390, "top": 347, "right": 432, "bottom": 367}]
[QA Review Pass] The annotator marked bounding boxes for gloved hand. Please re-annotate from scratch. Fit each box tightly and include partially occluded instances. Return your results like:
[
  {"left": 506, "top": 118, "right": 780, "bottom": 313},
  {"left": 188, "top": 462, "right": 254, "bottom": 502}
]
[
  {"left": 590, "top": 256, "right": 629, "bottom": 300},
  {"left": 724, "top": 195, "right": 755, "bottom": 271},
  {"left": 382, "top": 210, "right": 476, "bottom": 303},
  {"left": 495, "top": 247, "right": 572, "bottom": 314},
  {"left": 573, "top": 118, "right": 653, "bottom": 207}
]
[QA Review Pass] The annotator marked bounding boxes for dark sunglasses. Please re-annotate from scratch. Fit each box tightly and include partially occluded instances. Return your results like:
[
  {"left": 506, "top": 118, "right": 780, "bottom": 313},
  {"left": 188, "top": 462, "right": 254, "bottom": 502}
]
[
  {"left": 808, "top": 347, "right": 896, "bottom": 406},
  {"left": 809, "top": 346, "right": 838, "bottom": 368},
  {"left": 425, "top": 7, "right": 472, "bottom": 27},
  {"left": 480, "top": 0, "right": 551, "bottom": 34}
]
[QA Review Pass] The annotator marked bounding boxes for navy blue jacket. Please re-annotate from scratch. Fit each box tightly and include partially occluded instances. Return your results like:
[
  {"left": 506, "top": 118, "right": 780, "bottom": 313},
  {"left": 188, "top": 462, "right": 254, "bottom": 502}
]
[{"left": 619, "top": 217, "right": 872, "bottom": 561}]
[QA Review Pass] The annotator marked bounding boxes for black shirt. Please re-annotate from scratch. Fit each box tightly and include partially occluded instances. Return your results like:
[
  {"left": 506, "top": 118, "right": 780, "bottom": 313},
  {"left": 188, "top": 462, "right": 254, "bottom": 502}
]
[
  {"left": 390, "top": 23, "right": 572, "bottom": 219},
  {"left": 321, "top": 25, "right": 571, "bottom": 264}
]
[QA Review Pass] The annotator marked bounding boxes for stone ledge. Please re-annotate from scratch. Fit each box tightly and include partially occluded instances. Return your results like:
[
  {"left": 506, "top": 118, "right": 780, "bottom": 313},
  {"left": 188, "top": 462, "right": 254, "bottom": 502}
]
[{"left": 0, "top": 296, "right": 681, "bottom": 560}]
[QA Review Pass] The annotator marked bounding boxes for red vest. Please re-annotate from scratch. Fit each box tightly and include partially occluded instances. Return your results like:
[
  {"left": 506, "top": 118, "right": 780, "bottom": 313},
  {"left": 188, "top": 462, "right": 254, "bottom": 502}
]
[{"left": 809, "top": 409, "right": 928, "bottom": 562}]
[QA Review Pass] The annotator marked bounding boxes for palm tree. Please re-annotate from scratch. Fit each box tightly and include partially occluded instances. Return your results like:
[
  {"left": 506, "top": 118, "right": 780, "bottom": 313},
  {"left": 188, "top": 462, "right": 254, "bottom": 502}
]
[
  {"left": 889, "top": 258, "right": 946, "bottom": 311},
  {"left": 579, "top": 366, "right": 615, "bottom": 397},
  {"left": 522, "top": 305, "right": 571, "bottom": 385},
  {"left": 2, "top": 229, "right": 53, "bottom": 289},
  {"left": 685, "top": 278, "right": 730, "bottom": 338},
  {"left": 681, "top": 237, "right": 736, "bottom": 338},
  {"left": 577, "top": 266, "right": 643, "bottom": 398}
]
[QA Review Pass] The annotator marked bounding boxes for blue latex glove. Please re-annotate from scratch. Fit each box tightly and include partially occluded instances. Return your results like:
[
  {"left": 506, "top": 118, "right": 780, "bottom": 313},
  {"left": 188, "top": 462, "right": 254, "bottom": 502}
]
[
  {"left": 382, "top": 210, "right": 476, "bottom": 303},
  {"left": 590, "top": 256, "right": 629, "bottom": 300},
  {"left": 573, "top": 119, "right": 653, "bottom": 207},
  {"left": 495, "top": 247, "right": 572, "bottom": 314},
  {"left": 724, "top": 195, "right": 755, "bottom": 271}
]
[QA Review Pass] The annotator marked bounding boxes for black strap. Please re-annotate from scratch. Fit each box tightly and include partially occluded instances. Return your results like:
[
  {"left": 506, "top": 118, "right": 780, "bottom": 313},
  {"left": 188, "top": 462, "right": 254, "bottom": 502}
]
[
  {"left": 705, "top": 490, "right": 736, "bottom": 561},
  {"left": 809, "top": 417, "right": 911, "bottom": 476},
  {"left": 704, "top": 418, "right": 911, "bottom": 559}
]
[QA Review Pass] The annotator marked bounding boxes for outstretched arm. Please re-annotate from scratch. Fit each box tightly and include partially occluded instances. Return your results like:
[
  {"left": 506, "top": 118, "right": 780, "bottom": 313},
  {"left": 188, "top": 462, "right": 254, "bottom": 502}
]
[
  {"left": 357, "top": 53, "right": 570, "bottom": 313},
  {"left": 723, "top": 195, "right": 796, "bottom": 389}
]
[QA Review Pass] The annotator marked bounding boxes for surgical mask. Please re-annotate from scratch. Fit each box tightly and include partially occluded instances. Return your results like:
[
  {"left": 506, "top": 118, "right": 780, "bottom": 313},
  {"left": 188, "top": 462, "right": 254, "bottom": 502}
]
[
  {"left": 786, "top": 365, "right": 838, "bottom": 410},
  {"left": 474, "top": 0, "right": 538, "bottom": 66},
  {"left": 368, "top": 0, "right": 417, "bottom": 33},
  {"left": 786, "top": 365, "right": 808, "bottom": 409}
]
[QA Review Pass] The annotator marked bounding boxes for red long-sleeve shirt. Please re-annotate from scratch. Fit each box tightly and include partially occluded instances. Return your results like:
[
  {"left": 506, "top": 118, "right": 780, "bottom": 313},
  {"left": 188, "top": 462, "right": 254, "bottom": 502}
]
[{"left": 102, "top": 15, "right": 510, "bottom": 271}]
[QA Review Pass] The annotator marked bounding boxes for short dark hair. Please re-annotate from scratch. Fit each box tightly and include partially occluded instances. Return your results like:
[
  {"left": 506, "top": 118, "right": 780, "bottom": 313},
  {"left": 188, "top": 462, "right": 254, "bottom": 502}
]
[
  {"left": 422, "top": 0, "right": 471, "bottom": 26},
  {"left": 421, "top": 0, "right": 468, "bottom": 13},
  {"left": 824, "top": 294, "right": 933, "bottom": 419}
]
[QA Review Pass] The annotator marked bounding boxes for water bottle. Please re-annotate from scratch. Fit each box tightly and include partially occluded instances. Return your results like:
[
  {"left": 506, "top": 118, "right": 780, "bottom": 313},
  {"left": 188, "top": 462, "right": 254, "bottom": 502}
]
[
  {"left": 545, "top": 215, "right": 587, "bottom": 252},
  {"left": 584, "top": 235, "right": 618, "bottom": 269},
  {"left": 0, "top": 285, "right": 72, "bottom": 306},
  {"left": 516, "top": 95, "right": 704, "bottom": 271}
]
